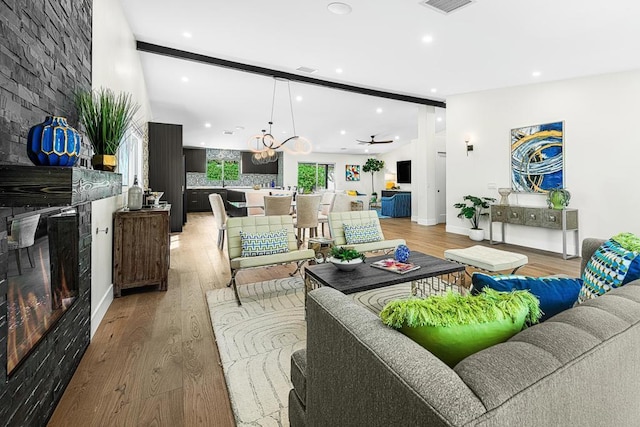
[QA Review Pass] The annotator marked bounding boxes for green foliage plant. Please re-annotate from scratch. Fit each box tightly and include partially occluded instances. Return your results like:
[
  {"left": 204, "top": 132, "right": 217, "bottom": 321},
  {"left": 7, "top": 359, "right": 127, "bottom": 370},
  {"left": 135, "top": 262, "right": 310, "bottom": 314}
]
[
  {"left": 298, "top": 163, "right": 327, "bottom": 192},
  {"left": 454, "top": 195, "right": 496, "bottom": 230},
  {"left": 380, "top": 288, "right": 541, "bottom": 329},
  {"left": 330, "top": 246, "right": 366, "bottom": 262},
  {"left": 362, "top": 158, "right": 385, "bottom": 194},
  {"left": 75, "top": 88, "right": 140, "bottom": 155}
]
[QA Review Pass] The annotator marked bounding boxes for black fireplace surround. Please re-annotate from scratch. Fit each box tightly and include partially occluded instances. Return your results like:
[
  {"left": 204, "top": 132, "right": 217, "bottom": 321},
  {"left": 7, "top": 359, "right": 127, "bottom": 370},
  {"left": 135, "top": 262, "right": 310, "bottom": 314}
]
[{"left": 0, "top": 166, "right": 121, "bottom": 426}]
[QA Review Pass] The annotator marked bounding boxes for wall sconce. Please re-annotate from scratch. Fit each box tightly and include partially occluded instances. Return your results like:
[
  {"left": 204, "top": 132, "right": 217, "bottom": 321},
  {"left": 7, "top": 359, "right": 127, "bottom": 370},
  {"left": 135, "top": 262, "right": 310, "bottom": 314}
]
[{"left": 465, "top": 137, "right": 474, "bottom": 156}]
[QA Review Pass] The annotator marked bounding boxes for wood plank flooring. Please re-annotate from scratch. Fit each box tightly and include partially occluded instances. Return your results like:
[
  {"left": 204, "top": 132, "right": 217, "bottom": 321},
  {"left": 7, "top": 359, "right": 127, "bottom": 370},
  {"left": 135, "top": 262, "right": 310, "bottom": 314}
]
[{"left": 48, "top": 213, "right": 581, "bottom": 426}]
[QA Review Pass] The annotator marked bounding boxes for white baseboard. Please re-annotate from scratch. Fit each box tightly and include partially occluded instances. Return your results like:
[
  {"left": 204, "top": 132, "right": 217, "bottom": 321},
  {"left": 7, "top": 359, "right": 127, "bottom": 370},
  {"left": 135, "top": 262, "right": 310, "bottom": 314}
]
[
  {"left": 417, "top": 217, "right": 438, "bottom": 226},
  {"left": 91, "top": 284, "right": 113, "bottom": 339}
]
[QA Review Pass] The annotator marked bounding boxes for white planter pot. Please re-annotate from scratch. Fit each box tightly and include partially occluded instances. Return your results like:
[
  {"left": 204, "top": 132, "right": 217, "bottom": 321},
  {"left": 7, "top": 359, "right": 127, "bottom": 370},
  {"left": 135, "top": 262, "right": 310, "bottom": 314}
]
[{"left": 468, "top": 228, "right": 485, "bottom": 241}]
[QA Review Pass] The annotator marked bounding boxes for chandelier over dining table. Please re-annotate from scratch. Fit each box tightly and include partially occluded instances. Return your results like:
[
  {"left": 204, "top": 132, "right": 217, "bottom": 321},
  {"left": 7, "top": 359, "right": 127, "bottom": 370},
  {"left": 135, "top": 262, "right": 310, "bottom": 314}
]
[{"left": 248, "top": 78, "right": 312, "bottom": 164}]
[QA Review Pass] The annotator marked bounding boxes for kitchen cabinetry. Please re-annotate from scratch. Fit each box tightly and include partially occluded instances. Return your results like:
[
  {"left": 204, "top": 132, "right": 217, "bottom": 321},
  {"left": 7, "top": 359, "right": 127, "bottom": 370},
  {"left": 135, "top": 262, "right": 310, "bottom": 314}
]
[
  {"left": 113, "top": 206, "right": 170, "bottom": 297},
  {"left": 184, "top": 148, "right": 206, "bottom": 172},
  {"left": 186, "top": 188, "right": 227, "bottom": 212},
  {"left": 489, "top": 205, "right": 579, "bottom": 259},
  {"left": 149, "top": 122, "right": 184, "bottom": 232}
]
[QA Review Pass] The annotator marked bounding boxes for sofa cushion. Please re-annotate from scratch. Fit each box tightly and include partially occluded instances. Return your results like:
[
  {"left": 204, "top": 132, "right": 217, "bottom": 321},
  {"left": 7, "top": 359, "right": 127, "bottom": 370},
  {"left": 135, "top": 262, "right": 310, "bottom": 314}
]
[
  {"left": 343, "top": 221, "right": 381, "bottom": 244},
  {"left": 471, "top": 273, "right": 583, "bottom": 321},
  {"left": 380, "top": 289, "right": 541, "bottom": 367},
  {"left": 578, "top": 235, "right": 640, "bottom": 303},
  {"left": 290, "top": 349, "right": 307, "bottom": 406},
  {"left": 239, "top": 228, "right": 289, "bottom": 257}
]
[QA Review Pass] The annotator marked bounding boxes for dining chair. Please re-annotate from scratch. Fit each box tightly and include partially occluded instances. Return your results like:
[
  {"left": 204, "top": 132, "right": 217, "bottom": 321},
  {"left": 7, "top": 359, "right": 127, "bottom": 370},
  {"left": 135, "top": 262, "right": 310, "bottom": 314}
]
[
  {"left": 330, "top": 193, "right": 353, "bottom": 213},
  {"left": 317, "top": 192, "right": 336, "bottom": 237},
  {"left": 245, "top": 192, "right": 265, "bottom": 216},
  {"left": 264, "top": 195, "right": 293, "bottom": 216},
  {"left": 294, "top": 194, "right": 322, "bottom": 246},
  {"left": 208, "top": 193, "right": 228, "bottom": 250},
  {"left": 7, "top": 213, "right": 41, "bottom": 275}
]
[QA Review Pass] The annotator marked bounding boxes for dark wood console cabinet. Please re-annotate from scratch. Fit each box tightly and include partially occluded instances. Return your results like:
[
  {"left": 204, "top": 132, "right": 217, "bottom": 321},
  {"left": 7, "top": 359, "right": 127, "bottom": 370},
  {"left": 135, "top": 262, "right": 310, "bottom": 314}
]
[{"left": 113, "top": 205, "right": 171, "bottom": 297}]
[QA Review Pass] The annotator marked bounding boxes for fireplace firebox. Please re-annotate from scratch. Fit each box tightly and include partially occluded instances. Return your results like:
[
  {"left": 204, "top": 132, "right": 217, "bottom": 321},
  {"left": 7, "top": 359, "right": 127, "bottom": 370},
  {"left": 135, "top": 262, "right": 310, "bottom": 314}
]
[{"left": 6, "top": 208, "right": 79, "bottom": 375}]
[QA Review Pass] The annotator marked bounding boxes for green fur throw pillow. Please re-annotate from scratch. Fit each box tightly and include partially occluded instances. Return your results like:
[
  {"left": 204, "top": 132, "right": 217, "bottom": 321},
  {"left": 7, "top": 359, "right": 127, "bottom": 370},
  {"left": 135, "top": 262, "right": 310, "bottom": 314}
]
[{"left": 380, "top": 288, "right": 541, "bottom": 367}]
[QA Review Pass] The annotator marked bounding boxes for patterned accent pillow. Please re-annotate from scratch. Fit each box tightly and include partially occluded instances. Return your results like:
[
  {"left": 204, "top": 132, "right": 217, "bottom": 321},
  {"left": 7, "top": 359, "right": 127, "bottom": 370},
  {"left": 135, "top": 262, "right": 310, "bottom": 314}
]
[
  {"left": 343, "top": 222, "right": 381, "bottom": 244},
  {"left": 240, "top": 228, "right": 289, "bottom": 257},
  {"left": 577, "top": 238, "right": 640, "bottom": 303}
]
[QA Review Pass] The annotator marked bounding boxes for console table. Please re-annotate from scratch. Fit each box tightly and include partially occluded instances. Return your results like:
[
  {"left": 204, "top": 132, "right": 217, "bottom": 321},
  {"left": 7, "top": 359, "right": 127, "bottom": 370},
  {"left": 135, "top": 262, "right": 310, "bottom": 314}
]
[{"left": 489, "top": 205, "right": 579, "bottom": 260}]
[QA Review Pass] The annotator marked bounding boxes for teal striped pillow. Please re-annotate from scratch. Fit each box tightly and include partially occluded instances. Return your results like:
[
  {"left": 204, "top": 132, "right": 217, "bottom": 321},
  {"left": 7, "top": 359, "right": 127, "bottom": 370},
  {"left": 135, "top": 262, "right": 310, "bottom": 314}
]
[
  {"left": 343, "top": 222, "right": 381, "bottom": 244},
  {"left": 240, "top": 228, "right": 289, "bottom": 257}
]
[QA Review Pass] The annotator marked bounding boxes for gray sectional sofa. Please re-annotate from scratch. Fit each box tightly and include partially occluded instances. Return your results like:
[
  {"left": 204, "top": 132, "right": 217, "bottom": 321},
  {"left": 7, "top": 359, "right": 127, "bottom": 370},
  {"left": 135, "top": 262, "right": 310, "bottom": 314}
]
[{"left": 289, "top": 239, "right": 640, "bottom": 426}]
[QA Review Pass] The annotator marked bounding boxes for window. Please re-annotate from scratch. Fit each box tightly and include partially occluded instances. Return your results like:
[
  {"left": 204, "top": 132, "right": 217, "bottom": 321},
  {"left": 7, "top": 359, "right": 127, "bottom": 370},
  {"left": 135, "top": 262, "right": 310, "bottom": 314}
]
[
  {"left": 207, "top": 159, "right": 239, "bottom": 181},
  {"left": 117, "top": 127, "right": 143, "bottom": 187},
  {"left": 298, "top": 162, "right": 334, "bottom": 192}
]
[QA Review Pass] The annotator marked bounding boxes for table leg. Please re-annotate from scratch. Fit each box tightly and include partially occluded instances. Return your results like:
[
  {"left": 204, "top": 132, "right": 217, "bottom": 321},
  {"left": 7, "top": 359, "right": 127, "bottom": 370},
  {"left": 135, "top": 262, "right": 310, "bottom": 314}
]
[{"left": 411, "top": 271, "right": 467, "bottom": 297}]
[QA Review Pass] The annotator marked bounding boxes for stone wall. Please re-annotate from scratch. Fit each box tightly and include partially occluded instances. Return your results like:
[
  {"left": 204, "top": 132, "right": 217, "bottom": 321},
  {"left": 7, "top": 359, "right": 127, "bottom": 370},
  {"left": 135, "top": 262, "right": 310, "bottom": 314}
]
[
  {"left": 0, "top": 0, "right": 92, "bottom": 167},
  {"left": 0, "top": 1, "right": 94, "bottom": 425}
]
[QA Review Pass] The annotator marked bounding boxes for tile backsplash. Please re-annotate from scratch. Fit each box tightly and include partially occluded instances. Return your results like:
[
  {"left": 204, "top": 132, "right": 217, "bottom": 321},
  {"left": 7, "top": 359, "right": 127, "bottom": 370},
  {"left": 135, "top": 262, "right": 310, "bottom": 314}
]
[{"left": 186, "top": 148, "right": 282, "bottom": 188}]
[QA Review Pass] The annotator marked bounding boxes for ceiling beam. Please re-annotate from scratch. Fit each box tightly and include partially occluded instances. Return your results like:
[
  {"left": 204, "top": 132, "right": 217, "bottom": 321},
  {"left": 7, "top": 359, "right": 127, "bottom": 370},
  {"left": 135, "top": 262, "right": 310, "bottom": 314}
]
[{"left": 136, "top": 41, "right": 446, "bottom": 108}]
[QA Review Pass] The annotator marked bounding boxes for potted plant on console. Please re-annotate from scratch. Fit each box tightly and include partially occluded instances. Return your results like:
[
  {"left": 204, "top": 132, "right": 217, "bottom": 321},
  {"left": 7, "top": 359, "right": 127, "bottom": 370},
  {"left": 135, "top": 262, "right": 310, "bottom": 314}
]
[
  {"left": 454, "top": 195, "right": 496, "bottom": 241},
  {"left": 75, "top": 88, "right": 140, "bottom": 171},
  {"left": 328, "top": 246, "right": 366, "bottom": 271}
]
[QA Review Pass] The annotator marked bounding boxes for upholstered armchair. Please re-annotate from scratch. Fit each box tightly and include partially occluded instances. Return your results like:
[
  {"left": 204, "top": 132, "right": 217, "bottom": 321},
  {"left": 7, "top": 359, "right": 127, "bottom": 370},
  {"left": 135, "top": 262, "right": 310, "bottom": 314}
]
[{"left": 381, "top": 193, "right": 411, "bottom": 218}]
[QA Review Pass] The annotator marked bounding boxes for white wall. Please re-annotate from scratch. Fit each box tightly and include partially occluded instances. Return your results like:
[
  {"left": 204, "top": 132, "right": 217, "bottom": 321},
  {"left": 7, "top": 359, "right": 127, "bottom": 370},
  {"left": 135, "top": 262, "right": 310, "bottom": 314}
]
[
  {"left": 446, "top": 69, "right": 640, "bottom": 254},
  {"left": 90, "top": 0, "right": 152, "bottom": 338},
  {"left": 379, "top": 142, "right": 414, "bottom": 192}
]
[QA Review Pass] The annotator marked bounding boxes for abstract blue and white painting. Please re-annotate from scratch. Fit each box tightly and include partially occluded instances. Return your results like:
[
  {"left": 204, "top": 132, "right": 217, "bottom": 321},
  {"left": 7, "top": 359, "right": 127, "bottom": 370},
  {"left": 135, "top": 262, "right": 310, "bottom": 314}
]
[{"left": 511, "top": 121, "right": 564, "bottom": 193}]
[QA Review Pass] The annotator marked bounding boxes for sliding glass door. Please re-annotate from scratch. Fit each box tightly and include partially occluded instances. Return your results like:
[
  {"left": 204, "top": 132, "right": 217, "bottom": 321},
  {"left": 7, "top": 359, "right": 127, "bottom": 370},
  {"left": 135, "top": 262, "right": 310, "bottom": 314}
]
[{"left": 298, "top": 162, "right": 334, "bottom": 192}]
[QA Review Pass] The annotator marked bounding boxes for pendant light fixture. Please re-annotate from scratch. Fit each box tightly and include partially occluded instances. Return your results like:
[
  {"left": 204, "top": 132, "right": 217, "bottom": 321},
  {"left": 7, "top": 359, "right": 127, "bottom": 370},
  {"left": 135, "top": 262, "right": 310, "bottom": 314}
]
[{"left": 248, "top": 78, "right": 311, "bottom": 164}]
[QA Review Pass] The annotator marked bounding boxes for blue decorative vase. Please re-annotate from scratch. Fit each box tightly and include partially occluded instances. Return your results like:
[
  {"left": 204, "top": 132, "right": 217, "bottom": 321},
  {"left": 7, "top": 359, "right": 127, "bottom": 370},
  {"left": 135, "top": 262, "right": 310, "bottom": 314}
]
[
  {"left": 395, "top": 244, "right": 410, "bottom": 263},
  {"left": 27, "top": 116, "right": 81, "bottom": 166}
]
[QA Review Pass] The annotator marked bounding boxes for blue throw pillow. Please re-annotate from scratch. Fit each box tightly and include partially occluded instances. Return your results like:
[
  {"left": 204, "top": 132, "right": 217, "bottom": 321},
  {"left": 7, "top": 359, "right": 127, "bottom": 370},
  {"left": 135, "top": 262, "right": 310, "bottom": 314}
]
[
  {"left": 343, "top": 222, "right": 381, "bottom": 244},
  {"left": 239, "top": 228, "right": 289, "bottom": 257},
  {"left": 577, "top": 238, "right": 640, "bottom": 303},
  {"left": 471, "top": 273, "right": 583, "bottom": 322}
]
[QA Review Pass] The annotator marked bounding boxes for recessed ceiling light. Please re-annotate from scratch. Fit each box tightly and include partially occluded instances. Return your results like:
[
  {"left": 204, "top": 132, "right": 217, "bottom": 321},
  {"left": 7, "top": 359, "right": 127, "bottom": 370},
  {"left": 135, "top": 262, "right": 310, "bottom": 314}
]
[
  {"left": 183, "top": 32, "right": 192, "bottom": 38},
  {"left": 364, "top": 149, "right": 369, "bottom": 153},
  {"left": 422, "top": 35, "right": 434, "bottom": 43},
  {"left": 200, "top": 142, "right": 205, "bottom": 145},
  {"left": 335, "top": 68, "right": 343, "bottom": 74},
  {"left": 430, "top": 88, "right": 437, "bottom": 93},
  {"left": 376, "top": 108, "right": 383, "bottom": 114},
  {"left": 204, "top": 123, "right": 211, "bottom": 128},
  {"left": 295, "top": 95, "right": 303, "bottom": 102},
  {"left": 181, "top": 76, "right": 189, "bottom": 83},
  {"left": 327, "top": 2, "right": 352, "bottom": 15},
  {"left": 340, "top": 148, "right": 347, "bottom": 151},
  {"left": 282, "top": 130, "right": 288, "bottom": 134},
  {"left": 437, "top": 117, "right": 443, "bottom": 122},
  {"left": 395, "top": 136, "right": 400, "bottom": 140},
  {"left": 532, "top": 71, "right": 541, "bottom": 77},
  {"left": 340, "top": 130, "right": 346, "bottom": 135},
  {"left": 235, "top": 126, "right": 245, "bottom": 130}
]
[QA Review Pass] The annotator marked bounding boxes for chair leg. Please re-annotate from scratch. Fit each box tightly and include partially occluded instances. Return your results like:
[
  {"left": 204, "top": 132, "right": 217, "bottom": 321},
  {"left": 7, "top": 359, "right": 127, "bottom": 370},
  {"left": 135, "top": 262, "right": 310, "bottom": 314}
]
[
  {"left": 26, "top": 247, "right": 35, "bottom": 267},
  {"left": 290, "top": 260, "right": 306, "bottom": 277},
  {"left": 228, "top": 270, "right": 242, "bottom": 306},
  {"left": 14, "top": 249, "right": 22, "bottom": 275}
]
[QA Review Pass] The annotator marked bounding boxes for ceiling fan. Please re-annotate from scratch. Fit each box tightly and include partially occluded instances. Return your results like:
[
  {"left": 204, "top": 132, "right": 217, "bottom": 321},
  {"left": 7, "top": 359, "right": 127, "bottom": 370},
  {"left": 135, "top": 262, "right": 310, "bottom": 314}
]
[{"left": 357, "top": 135, "right": 394, "bottom": 145}]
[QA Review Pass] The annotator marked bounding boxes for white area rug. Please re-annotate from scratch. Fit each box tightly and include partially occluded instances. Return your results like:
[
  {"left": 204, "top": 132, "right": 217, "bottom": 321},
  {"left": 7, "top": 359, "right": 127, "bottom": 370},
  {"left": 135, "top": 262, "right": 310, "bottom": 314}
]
[{"left": 206, "top": 277, "right": 414, "bottom": 427}]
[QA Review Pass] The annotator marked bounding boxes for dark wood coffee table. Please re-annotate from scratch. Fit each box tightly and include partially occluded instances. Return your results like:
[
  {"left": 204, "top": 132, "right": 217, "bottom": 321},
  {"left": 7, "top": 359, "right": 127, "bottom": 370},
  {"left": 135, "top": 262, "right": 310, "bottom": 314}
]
[{"left": 304, "top": 251, "right": 466, "bottom": 303}]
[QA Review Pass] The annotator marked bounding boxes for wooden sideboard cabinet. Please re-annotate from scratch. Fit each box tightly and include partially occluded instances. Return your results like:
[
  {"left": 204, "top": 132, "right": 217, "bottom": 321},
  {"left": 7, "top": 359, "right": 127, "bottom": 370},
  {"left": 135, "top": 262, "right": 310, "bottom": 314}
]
[
  {"left": 113, "top": 205, "right": 171, "bottom": 297},
  {"left": 489, "top": 205, "right": 579, "bottom": 259}
]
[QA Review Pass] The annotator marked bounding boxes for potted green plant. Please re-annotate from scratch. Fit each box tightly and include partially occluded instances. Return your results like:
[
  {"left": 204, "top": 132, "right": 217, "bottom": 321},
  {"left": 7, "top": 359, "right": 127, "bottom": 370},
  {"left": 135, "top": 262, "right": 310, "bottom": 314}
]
[
  {"left": 454, "top": 195, "right": 496, "bottom": 241},
  {"left": 362, "top": 158, "right": 384, "bottom": 199},
  {"left": 546, "top": 187, "right": 571, "bottom": 210},
  {"left": 328, "top": 246, "right": 366, "bottom": 271},
  {"left": 74, "top": 88, "right": 140, "bottom": 171}
]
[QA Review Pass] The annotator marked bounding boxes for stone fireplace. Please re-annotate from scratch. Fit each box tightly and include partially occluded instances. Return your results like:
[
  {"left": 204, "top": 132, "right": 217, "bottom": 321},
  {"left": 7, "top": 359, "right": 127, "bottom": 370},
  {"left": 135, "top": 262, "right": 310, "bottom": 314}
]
[{"left": 0, "top": 166, "right": 121, "bottom": 426}]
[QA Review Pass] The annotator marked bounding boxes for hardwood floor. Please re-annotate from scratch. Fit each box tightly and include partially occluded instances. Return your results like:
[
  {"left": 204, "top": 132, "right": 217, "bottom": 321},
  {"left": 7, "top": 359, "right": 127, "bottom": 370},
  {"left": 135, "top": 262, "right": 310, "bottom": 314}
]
[{"left": 48, "top": 213, "right": 581, "bottom": 426}]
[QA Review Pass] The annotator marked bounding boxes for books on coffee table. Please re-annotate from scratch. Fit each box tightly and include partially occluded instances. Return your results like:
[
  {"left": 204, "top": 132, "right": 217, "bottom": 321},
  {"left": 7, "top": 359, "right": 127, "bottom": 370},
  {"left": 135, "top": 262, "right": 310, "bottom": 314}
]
[{"left": 370, "top": 258, "right": 421, "bottom": 274}]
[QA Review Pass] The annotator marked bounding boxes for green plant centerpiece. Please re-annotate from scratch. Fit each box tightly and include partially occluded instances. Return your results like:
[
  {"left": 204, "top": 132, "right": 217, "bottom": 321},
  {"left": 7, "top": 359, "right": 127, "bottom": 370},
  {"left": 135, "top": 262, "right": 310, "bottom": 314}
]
[
  {"left": 380, "top": 288, "right": 541, "bottom": 367},
  {"left": 328, "top": 246, "right": 366, "bottom": 271},
  {"left": 362, "top": 158, "right": 384, "bottom": 200},
  {"left": 546, "top": 187, "right": 571, "bottom": 210},
  {"left": 454, "top": 195, "right": 496, "bottom": 230},
  {"left": 75, "top": 88, "right": 140, "bottom": 171}
]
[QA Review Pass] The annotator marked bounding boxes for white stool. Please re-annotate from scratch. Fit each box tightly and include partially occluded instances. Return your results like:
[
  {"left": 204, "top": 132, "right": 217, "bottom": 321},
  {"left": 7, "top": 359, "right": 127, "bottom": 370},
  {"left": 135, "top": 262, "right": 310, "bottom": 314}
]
[{"left": 444, "top": 245, "right": 528, "bottom": 275}]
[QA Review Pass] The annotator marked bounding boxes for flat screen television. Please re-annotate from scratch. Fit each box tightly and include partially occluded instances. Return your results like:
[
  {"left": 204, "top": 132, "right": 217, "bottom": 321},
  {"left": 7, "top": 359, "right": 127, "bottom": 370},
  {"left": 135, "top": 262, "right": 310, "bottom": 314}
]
[
  {"left": 241, "top": 151, "right": 279, "bottom": 174},
  {"left": 397, "top": 160, "right": 411, "bottom": 183}
]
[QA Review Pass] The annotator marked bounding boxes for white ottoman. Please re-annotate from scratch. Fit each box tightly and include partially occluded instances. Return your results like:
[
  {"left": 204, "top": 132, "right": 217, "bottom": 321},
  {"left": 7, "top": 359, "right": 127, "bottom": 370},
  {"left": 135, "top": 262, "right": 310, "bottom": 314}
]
[{"left": 444, "top": 245, "right": 528, "bottom": 274}]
